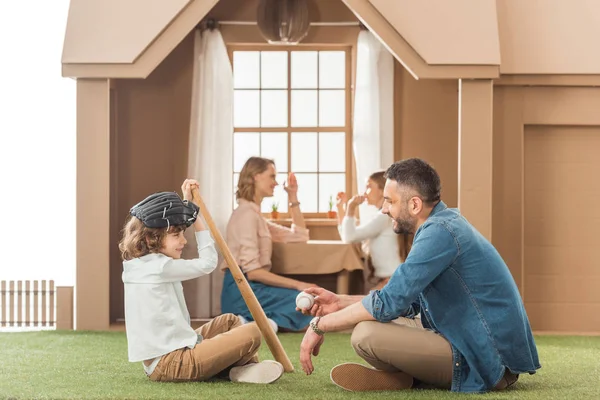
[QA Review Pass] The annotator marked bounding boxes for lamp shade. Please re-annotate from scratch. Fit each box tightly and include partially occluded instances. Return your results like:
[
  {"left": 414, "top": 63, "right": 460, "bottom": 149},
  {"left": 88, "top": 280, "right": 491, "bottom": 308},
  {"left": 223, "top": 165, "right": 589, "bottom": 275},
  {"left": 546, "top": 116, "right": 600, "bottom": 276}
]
[{"left": 257, "top": 0, "right": 310, "bottom": 45}]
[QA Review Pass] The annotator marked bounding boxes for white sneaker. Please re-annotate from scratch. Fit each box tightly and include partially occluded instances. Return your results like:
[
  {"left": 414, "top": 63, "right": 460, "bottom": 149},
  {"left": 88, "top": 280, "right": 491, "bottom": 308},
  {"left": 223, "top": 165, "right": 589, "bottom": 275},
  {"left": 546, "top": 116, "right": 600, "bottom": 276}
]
[
  {"left": 267, "top": 318, "right": 279, "bottom": 333},
  {"left": 229, "top": 360, "right": 284, "bottom": 384},
  {"left": 238, "top": 315, "right": 278, "bottom": 333}
]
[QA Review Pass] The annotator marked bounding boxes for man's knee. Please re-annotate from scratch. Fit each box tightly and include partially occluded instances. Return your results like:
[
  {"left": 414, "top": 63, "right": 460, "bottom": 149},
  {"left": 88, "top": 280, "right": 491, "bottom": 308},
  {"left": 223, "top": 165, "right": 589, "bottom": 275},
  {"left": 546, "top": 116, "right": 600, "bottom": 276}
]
[{"left": 351, "top": 321, "right": 379, "bottom": 351}]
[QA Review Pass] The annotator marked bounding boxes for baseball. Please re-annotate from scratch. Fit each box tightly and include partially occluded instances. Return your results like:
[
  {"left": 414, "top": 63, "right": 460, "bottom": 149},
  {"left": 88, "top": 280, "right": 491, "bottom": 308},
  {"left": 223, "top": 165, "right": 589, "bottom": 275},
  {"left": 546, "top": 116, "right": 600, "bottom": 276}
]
[{"left": 296, "top": 292, "right": 315, "bottom": 310}]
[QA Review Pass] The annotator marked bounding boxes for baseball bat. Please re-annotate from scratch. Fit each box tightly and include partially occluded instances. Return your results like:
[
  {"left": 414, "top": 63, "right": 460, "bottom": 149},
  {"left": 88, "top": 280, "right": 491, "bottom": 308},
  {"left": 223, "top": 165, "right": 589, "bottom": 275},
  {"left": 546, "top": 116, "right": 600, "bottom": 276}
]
[{"left": 191, "top": 188, "right": 294, "bottom": 372}]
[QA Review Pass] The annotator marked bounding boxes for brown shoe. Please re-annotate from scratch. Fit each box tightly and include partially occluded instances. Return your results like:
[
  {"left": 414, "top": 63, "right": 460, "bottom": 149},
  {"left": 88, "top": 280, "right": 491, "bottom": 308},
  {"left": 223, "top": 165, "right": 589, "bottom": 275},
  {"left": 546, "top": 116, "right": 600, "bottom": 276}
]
[{"left": 330, "top": 363, "right": 413, "bottom": 392}]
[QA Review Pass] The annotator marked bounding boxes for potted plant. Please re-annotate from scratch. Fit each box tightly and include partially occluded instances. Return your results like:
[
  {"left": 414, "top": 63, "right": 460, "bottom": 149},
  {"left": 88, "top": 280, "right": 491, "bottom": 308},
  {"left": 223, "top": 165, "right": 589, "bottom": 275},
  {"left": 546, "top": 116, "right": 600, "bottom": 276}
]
[
  {"left": 327, "top": 195, "right": 337, "bottom": 219},
  {"left": 270, "top": 201, "right": 279, "bottom": 220}
]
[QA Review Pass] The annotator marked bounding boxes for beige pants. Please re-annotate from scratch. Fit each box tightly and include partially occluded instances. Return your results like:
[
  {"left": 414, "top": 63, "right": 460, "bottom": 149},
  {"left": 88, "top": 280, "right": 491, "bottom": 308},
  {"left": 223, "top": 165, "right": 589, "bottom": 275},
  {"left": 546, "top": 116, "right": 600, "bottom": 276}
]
[
  {"left": 149, "top": 313, "right": 261, "bottom": 382},
  {"left": 351, "top": 317, "right": 518, "bottom": 391}
]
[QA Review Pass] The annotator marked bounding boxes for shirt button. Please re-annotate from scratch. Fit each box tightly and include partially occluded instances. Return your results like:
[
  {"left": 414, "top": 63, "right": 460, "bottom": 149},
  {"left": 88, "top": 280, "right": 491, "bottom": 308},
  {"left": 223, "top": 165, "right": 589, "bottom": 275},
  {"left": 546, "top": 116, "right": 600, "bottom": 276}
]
[
  {"left": 455, "top": 363, "right": 460, "bottom": 367},
  {"left": 425, "top": 309, "right": 428, "bottom": 312}
]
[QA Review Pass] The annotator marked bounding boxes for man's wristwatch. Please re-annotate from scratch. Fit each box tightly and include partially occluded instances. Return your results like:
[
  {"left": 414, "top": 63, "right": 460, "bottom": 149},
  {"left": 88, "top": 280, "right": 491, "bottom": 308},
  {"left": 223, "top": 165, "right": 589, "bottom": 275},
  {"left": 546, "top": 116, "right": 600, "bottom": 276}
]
[{"left": 310, "top": 316, "right": 325, "bottom": 336}]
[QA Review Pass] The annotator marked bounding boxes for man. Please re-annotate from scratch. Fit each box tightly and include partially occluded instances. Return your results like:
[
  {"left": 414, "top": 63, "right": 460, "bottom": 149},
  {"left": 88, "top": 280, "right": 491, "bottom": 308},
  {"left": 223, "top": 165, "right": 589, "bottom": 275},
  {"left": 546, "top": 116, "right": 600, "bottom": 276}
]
[{"left": 299, "top": 158, "right": 540, "bottom": 393}]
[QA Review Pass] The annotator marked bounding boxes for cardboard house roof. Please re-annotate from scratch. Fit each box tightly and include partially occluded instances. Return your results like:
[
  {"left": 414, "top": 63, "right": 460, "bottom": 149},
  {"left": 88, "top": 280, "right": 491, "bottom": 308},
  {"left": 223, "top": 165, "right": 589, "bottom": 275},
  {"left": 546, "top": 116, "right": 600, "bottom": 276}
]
[{"left": 61, "top": 0, "right": 501, "bottom": 80}]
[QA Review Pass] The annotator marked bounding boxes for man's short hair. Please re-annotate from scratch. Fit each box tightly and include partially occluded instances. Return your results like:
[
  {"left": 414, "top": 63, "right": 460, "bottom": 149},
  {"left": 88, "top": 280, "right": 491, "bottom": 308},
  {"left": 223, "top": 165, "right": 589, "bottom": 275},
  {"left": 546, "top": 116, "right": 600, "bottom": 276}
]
[{"left": 384, "top": 158, "right": 441, "bottom": 204}]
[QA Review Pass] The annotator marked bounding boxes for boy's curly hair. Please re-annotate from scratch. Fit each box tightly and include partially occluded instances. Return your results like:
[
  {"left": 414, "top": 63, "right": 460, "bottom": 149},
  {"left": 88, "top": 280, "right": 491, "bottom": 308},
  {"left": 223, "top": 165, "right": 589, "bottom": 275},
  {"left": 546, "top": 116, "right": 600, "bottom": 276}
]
[{"left": 118, "top": 216, "right": 186, "bottom": 261}]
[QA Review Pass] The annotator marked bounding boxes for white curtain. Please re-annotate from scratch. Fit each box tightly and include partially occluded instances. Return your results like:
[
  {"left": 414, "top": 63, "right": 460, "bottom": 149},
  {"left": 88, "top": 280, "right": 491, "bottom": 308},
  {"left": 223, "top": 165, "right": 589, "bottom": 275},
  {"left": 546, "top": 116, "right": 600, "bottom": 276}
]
[
  {"left": 183, "top": 28, "right": 233, "bottom": 318},
  {"left": 353, "top": 30, "right": 394, "bottom": 223}
]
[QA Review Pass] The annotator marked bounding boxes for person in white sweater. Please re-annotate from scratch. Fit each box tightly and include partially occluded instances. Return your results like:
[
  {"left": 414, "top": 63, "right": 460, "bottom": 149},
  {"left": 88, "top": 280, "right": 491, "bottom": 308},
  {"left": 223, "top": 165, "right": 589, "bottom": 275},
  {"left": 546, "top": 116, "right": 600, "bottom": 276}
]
[
  {"left": 336, "top": 171, "right": 412, "bottom": 290},
  {"left": 119, "top": 179, "right": 283, "bottom": 384}
]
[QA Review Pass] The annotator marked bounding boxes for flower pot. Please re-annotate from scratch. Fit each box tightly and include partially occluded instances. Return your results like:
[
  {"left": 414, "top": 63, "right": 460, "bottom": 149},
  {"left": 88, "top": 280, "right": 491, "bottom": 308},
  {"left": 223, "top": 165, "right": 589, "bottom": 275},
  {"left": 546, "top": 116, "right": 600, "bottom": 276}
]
[
  {"left": 327, "top": 210, "right": 337, "bottom": 219},
  {"left": 270, "top": 211, "right": 279, "bottom": 220}
]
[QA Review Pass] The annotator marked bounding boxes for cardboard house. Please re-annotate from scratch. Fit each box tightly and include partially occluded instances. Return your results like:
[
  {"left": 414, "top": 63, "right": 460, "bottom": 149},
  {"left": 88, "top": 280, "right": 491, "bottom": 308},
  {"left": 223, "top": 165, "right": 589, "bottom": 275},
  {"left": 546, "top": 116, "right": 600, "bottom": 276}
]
[{"left": 62, "top": 0, "right": 600, "bottom": 334}]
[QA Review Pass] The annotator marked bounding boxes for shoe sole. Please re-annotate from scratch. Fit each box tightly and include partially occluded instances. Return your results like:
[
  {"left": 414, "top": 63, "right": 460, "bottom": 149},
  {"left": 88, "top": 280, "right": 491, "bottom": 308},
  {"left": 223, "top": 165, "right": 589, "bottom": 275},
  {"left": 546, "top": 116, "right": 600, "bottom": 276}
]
[
  {"left": 330, "top": 363, "right": 413, "bottom": 392},
  {"left": 230, "top": 360, "right": 284, "bottom": 384}
]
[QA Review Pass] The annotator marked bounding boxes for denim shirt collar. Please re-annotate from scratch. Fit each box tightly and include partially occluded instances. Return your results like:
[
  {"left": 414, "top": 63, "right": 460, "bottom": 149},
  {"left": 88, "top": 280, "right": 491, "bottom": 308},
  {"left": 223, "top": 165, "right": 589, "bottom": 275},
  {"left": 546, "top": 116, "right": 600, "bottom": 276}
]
[
  {"left": 414, "top": 201, "right": 448, "bottom": 237},
  {"left": 428, "top": 200, "right": 447, "bottom": 218}
]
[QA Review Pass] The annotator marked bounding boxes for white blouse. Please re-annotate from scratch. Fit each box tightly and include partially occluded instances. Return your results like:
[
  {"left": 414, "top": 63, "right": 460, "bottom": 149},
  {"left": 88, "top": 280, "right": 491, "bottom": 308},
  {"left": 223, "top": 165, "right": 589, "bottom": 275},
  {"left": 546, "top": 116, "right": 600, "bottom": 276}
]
[{"left": 339, "top": 213, "right": 401, "bottom": 278}]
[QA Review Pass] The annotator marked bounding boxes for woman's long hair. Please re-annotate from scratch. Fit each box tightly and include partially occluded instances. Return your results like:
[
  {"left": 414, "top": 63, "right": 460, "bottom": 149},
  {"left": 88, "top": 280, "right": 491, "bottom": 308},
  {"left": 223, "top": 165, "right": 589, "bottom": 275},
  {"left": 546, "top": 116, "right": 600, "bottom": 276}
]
[{"left": 236, "top": 157, "right": 275, "bottom": 202}]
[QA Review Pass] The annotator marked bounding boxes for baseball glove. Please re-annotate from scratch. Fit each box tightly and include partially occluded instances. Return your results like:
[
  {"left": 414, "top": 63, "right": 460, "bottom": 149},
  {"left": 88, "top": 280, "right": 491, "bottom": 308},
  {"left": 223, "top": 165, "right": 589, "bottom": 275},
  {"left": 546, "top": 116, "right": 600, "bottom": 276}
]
[{"left": 130, "top": 191, "right": 199, "bottom": 229}]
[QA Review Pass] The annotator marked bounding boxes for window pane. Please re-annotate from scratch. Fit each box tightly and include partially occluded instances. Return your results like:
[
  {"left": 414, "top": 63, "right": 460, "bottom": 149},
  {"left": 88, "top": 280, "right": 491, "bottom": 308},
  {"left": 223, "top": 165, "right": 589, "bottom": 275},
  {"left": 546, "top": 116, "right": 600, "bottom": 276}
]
[
  {"left": 291, "top": 51, "right": 317, "bottom": 88},
  {"left": 291, "top": 132, "right": 317, "bottom": 172},
  {"left": 319, "top": 90, "right": 345, "bottom": 127},
  {"left": 234, "top": 90, "right": 260, "bottom": 127},
  {"left": 234, "top": 51, "right": 259, "bottom": 89},
  {"left": 233, "top": 133, "right": 260, "bottom": 172},
  {"left": 261, "top": 90, "right": 287, "bottom": 127},
  {"left": 295, "top": 173, "right": 318, "bottom": 212},
  {"left": 291, "top": 90, "right": 317, "bottom": 127},
  {"left": 319, "top": 173, "right": 345, "bottom": 212},
  {"left": 261, "top": 173, "right": 289, "bottom": 213},
  {"left": 319, "top": 51, "right": 346, "bottom": 89},
  {"left": 233, "top": 173, "right": 240, "bottom": 209},
  {"left": 319, "top": 132, "right": 345, "bottom": 172},
  {"left": 261, "top": 51, "right": 288, "bottom": 89},
  {"left": 261, "top": 132, "right": 288, "bottom": 172}
]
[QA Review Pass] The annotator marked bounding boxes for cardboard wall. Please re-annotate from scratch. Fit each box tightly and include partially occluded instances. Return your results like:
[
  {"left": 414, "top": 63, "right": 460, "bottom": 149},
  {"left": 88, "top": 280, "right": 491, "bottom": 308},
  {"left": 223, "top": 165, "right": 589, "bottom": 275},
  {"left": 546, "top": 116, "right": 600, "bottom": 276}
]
[
  {"left": 393, "top": 63, "right": 459, "bottom": 208},
  {"left": 493, "top": 85, "right": 600, "bottom": 334}
]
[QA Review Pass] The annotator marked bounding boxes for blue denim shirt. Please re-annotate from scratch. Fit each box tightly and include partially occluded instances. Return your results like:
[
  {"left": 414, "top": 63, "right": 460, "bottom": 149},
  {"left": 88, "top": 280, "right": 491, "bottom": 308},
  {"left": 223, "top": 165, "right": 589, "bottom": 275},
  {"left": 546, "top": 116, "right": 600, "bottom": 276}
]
[{"left": 362, "top": 201, "right": 541, "bottom": 393}]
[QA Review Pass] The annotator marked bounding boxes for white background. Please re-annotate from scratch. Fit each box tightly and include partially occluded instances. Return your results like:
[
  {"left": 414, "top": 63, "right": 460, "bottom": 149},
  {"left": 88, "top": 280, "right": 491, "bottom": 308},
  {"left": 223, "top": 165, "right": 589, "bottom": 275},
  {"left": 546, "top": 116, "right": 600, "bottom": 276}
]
[{"left": 0, "top": 1, "right": 76, "bottom": 286}]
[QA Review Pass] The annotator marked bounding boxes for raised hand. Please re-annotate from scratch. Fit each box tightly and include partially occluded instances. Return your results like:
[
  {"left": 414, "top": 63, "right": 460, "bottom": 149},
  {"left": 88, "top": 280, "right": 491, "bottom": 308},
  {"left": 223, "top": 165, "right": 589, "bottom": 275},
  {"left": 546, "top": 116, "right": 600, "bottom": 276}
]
[
  {"left": 347, "top": 194, "right": 366, "bottom": 214},
  {"left": 181, "top": 179, "right": 199, "bottom": 202},
  {"left": 283, "top": 172, "right": 299, "bottom": 198},
  {"left": 336, "top": 192, "right": 348, "bottom": 208}
]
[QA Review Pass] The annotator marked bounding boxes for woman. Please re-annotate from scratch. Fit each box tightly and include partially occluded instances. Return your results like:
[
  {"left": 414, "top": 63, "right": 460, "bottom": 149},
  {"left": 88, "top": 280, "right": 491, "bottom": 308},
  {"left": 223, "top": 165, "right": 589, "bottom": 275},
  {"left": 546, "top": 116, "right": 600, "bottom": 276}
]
[
  {"left": 336, "top": 171, "right": 412, "bottom": 290},
  {"left": 221, "top": 157, "right": 315, "bottom": 331}
]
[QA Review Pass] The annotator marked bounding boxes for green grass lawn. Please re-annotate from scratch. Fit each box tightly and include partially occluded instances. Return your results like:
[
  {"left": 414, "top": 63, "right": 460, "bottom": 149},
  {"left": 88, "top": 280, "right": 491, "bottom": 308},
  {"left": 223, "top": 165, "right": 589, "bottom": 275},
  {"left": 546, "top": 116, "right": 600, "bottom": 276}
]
[{"left": 0, "top": 331, "right": 599, "bottom": 399}]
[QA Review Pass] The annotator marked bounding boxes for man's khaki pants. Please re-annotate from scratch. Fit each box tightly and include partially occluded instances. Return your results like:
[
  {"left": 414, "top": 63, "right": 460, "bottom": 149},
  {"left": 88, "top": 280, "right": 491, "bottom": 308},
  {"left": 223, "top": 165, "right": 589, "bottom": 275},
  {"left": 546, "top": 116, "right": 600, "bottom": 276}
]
[
  {"left": 149, "top": 313, "right": 261, "bottom": 382},
  {"left": 351, "top": 317, "right": 518, "bottom": 390}
]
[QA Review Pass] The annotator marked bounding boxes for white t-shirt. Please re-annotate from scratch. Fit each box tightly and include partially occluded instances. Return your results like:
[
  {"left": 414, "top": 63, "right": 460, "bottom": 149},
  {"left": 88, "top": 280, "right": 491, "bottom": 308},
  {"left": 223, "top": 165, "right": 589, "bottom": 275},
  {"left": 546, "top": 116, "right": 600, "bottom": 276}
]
[
  {"left": 339, "top": 213, "right": 401, "bottom": 278},
  {"left": 122, "top": 230, "right": 218, "bottom": 366}
]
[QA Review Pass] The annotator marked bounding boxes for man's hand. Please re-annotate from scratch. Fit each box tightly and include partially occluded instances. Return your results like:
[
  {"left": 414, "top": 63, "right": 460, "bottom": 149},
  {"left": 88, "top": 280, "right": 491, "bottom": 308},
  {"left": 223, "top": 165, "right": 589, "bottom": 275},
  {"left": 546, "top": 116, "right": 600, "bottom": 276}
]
[
  {"left": 296, "top": 287, "right": 342, "bottom": 316},
  {"left": 299, "top": 328, "right": 325, "bottom": 375}
]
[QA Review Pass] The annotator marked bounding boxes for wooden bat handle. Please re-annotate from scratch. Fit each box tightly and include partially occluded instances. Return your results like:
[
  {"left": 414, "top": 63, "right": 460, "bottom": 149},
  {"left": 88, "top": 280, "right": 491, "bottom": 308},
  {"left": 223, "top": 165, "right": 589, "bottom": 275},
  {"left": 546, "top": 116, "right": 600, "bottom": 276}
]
[{"left": 191, "top": 188, "right": 294, "bottom": 372}]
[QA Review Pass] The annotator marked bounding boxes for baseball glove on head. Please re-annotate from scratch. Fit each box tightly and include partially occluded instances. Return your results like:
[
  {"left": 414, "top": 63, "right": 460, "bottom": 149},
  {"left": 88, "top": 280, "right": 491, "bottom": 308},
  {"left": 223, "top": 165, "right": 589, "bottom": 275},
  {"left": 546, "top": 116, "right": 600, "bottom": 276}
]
[{"left": 130, "top": 192, "right": 199, "bottom": 229}]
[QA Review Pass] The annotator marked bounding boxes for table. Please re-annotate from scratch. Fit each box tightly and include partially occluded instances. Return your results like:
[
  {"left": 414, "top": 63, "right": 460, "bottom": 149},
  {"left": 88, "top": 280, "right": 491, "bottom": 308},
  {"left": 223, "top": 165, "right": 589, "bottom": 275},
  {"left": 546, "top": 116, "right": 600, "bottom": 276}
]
[{"left": 270, "top": 240, "right": 364, "bottom": 294}]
